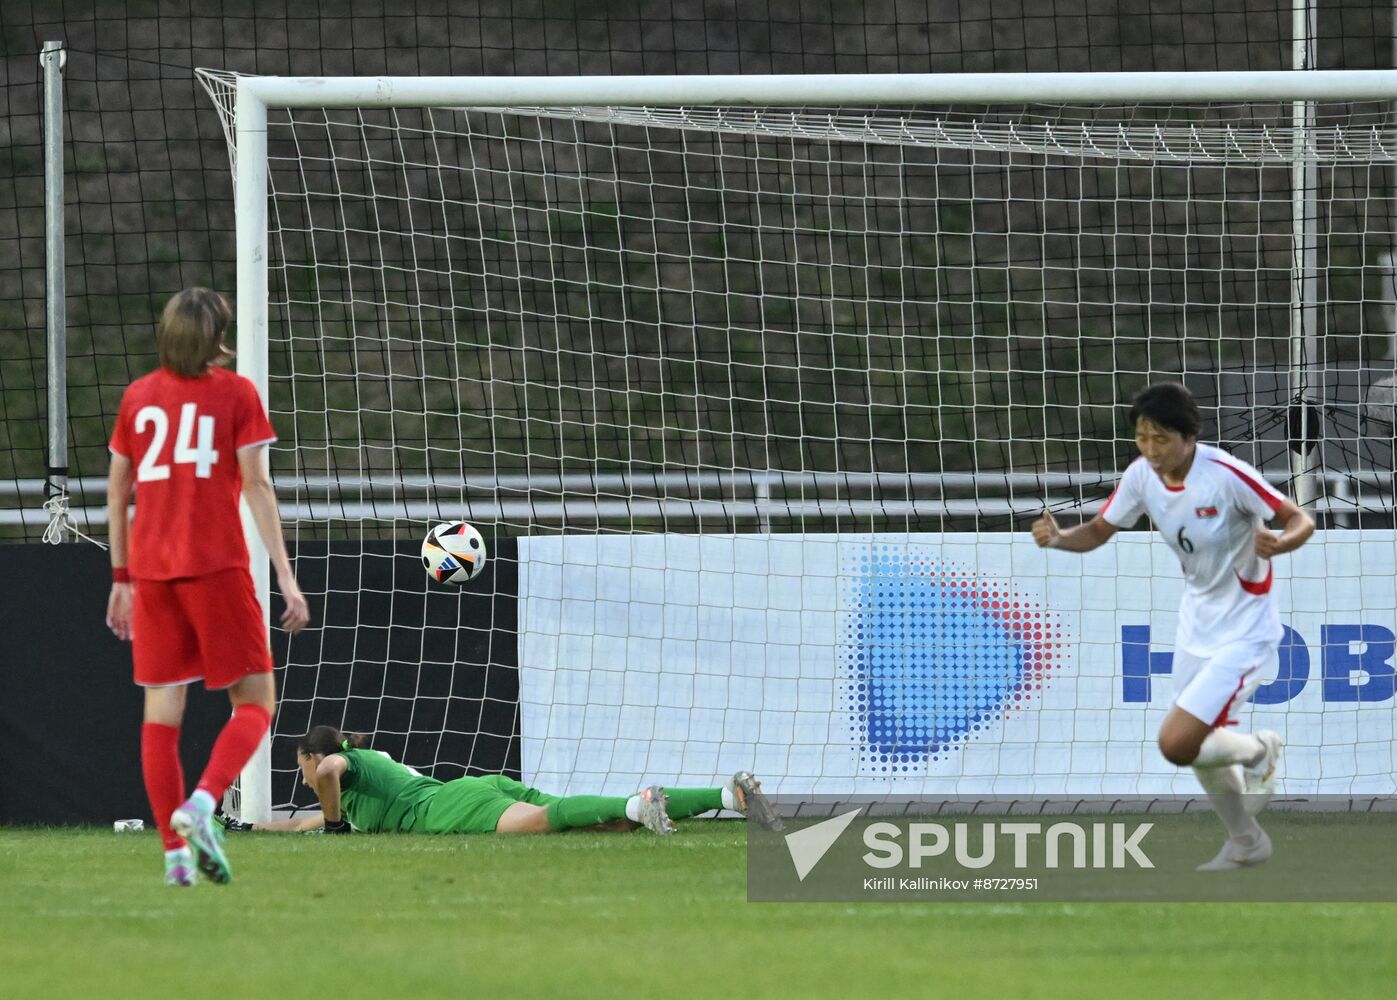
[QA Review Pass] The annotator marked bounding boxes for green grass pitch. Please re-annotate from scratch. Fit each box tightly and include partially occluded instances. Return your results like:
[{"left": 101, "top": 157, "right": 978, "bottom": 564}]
[{"left": 2, "top": 825, "right": 1395, "bottom": 999}]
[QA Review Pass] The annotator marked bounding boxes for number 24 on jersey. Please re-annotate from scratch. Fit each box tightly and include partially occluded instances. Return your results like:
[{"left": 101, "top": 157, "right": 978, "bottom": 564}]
[{"left": 134, "top": 403, "right": 220, "bottom": 481}]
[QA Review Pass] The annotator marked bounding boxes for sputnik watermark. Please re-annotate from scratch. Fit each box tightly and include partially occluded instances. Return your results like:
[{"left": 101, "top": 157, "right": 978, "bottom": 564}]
[
  {"left": 784, "top": 808, "right": 862, "bottom": 880},
  {"left": 751, "top": 796, "right": 1397, "bottom": 902},
  {"left": 862, "top": 820, "right": 1154, "bottom": 871},
  {"left": 784, "top": 809, "right": 1153, "bottom": 882}
]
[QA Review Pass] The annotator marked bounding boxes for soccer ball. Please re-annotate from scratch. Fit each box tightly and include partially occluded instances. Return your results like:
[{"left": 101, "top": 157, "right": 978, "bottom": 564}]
[{"left": 421, "top": 521, "right": 488, "bottom": 585}]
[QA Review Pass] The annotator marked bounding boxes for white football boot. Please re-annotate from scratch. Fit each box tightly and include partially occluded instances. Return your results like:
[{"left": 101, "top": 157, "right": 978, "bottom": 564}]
[
  {"left": 1196, "top": 829, "right": 1273, "bottom": 871},
  {"left": 1242, "top": 730, "right": 1284, "bottom": 816}
]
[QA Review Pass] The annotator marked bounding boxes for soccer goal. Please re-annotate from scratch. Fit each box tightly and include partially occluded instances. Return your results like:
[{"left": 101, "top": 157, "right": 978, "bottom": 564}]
[{"left": 197, "top": 71, "right": 1397, "bottom": 822}]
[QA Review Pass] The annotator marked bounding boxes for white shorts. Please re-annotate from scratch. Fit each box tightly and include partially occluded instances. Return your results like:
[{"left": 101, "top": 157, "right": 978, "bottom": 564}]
[{"left": 1172, "top": 640, "right": 1279, "bottom": 728}]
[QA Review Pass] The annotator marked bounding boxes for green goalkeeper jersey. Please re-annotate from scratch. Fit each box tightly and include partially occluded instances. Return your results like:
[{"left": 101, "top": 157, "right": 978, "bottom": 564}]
[{"left": 337, "top": 749, "right": 442, "bottom": 833}]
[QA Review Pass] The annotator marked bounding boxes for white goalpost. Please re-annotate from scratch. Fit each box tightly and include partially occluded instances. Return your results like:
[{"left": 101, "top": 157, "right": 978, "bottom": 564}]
[{"left": 198, "top": 71, "right": 1397, "bottom": 821}]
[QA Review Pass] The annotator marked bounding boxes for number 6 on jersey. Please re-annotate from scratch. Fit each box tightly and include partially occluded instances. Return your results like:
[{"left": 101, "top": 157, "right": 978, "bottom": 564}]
[{"left": 135, "top": 402, "right": 220, "bottom": 481}]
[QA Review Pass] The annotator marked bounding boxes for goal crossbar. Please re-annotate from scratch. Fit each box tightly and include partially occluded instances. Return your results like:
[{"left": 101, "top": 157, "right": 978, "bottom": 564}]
[{"left": 224, "top": 70, "right": 1397, "bottom": 107}]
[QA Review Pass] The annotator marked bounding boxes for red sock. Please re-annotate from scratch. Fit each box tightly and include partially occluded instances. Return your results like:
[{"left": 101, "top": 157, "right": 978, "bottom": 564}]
[
  {"left": 141, "top": 722, "right": 185, "bottom": 851},
  {"left": 196, "top": 703, "right": 272, "bottom": 801}
]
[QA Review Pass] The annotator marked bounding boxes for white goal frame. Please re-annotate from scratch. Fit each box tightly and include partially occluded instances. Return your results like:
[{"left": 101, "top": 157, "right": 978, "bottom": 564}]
[{"left": 227, "top": 70, "right": 1397, "bottom": 821}]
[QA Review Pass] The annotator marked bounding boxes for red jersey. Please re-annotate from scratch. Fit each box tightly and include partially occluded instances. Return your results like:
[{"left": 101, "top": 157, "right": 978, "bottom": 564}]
[{"left": 109, "top": 366, "right": 277, "bottom": 580}]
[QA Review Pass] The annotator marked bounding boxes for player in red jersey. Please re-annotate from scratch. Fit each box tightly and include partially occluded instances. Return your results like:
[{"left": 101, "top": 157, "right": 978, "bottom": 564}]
[
  {"left": 105, "top": 288, "right": 311, "bottom": 886},
  {"left": 1032, "top": 382, "right": 1314, "bottom": 871}
]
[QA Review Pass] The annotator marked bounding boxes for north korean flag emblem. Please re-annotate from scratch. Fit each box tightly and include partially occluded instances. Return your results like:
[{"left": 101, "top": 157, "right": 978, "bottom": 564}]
[{"left": 1195, "top": 506, "right": 1218, "bottom": 518}]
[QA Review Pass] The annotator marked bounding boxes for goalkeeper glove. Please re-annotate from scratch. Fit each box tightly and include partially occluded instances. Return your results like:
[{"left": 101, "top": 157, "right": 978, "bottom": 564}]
[
  {"left": 214, "top": 807, "right": 255, "bottom": 833},
  {"left": 324, "top": 817, "right": 352, "bottom": 834}
]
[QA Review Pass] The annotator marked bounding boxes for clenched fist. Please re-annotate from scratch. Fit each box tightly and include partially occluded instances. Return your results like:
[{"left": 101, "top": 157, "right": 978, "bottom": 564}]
[{"left": 1254, "top": 527, "right": 1284, "bottom": 559}]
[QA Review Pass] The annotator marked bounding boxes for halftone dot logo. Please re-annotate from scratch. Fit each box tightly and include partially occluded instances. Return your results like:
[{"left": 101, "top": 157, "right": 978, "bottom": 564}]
[{"left": 841, "top": 546, "right": 1065, "bottom": 772}]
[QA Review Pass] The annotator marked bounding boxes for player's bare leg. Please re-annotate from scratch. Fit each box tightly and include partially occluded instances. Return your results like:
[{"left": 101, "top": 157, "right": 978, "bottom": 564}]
[
  {"left": 1158, "top": 707, "right": 1259, "bottom": 767},
  {"left": 497, "top": 795, "right": 647, "bottom": 834},
  {"left": 1159, "top": 706, "right": 1274, "bottom": 869},
  {"left": 500, "top": 813, "right": 638, "bottom": 833},
  {"left": 495, "top": 802, "right": 552, "bottom": 834}
]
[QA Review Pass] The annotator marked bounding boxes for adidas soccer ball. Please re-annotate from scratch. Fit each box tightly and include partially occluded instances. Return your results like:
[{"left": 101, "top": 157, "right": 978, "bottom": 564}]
[{"left": 421, "top": 521, "right": 488, "bottom": 585}]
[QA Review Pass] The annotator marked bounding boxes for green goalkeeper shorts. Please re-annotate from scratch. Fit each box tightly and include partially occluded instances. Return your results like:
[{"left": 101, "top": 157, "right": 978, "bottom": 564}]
[{"left": 422, "top": 775, "right": 559, "bottom": 834}]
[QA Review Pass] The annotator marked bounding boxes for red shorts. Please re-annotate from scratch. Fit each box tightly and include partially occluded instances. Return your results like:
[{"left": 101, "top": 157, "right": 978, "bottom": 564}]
[{"left": 132, "top": 566, "right": 274, "bottom": 689}]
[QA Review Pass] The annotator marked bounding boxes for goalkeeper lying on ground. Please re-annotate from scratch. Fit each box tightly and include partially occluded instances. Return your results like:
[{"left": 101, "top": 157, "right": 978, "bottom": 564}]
[{"left": 221, "top": 725, "right": 784, "bottom": 836}]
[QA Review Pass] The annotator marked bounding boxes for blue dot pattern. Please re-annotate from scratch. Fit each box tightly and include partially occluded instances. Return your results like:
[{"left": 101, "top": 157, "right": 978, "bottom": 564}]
[{"left": 842, "top": 545, "right": 1052, "bottom": 773}]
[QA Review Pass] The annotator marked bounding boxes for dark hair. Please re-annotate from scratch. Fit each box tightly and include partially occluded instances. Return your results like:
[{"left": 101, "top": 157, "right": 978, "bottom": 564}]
[
  {"left": 297, "top": 725, "right": 369, "bottom": 757},
  {"left": 157, "top": 287, "right": 234, "bottom": 377},
  {"left": 1128, "top": 382, "right": 1202, "bottom": 439}
]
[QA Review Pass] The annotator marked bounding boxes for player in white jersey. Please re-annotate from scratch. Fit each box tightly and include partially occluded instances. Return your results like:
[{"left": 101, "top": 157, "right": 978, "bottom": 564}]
[{"left": 1032, "top": 382, "right": 1314, "bottom": 870}]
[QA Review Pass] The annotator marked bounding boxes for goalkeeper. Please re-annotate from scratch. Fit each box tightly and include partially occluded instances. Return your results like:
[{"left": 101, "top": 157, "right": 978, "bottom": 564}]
[{"left": 225, "top": 725, "right": 783, "bottom": 836}]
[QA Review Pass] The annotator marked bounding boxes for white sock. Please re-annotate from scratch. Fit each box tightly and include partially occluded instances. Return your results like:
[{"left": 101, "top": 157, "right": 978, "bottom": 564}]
[
  {"left": 164, "top": 846, "right": 191, "bottom": 861},
  {"left": 1194, "top": 764, "right": 1262, "bottom": 846},
  {"left": 190, "top": 789, "right": 217, "bottom": 814},
  {"left": 720, "top": 784, "right": 738, "bottom": 811},
  {"left": 624, "top": 795, "right": 643, "bottom": 823},
  {"left": 1192, "top": 728, "right": 1264, "bottom": 769}
]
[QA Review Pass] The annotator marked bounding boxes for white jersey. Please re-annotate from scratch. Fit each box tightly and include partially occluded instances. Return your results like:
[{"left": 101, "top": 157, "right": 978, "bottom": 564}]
[{"left": 1101, "top": 442, "right": 1288, "bottom": 656}]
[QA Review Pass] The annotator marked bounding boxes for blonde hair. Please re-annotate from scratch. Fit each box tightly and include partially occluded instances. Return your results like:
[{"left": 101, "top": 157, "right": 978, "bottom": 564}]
[{"left": 157, "top": 288, "right": 234, "bottom": 377}]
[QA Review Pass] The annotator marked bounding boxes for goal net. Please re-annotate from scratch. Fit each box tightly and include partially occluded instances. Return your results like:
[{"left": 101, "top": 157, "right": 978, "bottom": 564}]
[{"left": 198, "top": 71, "right": 1397, "bottom": 819}]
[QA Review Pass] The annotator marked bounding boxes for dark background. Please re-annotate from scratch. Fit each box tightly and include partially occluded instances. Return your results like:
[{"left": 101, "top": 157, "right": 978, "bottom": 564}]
[
  {"left": 0, "top": 544, "right": 228, "bottom": 823},
  {"left": 0, "top": 539, "right": 520, "bottom": 824},
  {"left": 3, "top": 2, "right": 1397, "bottom": 822},
  {"left": 3, "top": 1, "right": 1396, "bottom": 540}
]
